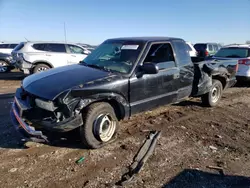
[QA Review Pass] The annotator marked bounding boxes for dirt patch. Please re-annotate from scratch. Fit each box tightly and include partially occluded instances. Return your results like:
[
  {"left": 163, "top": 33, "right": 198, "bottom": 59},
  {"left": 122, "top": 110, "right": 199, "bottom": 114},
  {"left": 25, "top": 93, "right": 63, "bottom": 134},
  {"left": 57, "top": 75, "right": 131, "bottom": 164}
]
[{"left": 0, "top": 80, "right": 250, "bottom": 187}]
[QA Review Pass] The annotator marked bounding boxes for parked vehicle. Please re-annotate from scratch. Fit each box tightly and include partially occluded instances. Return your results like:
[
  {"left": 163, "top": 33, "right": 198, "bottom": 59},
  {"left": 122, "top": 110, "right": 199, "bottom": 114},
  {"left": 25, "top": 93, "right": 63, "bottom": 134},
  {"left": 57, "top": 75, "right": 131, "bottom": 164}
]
[
  {"left": 186, "top": 42, "right": 197, "bottom": 57},
  {"left": 11, "top": 42, "right": 88, "bottom": 74},
  {"left": 194, "top": 43, "right": 222, "bottom": 58},
  {"left": 0, "top": 53, "right": 15, "bottom": 72},
  {"left": 10, "top": 37, "right": 237, "bottom": 149},
  {"left": 0, "top": 43, "right": 19, "bottom": 54},
  {"left": 207, "top": 44, "right": 250, "bottom": 81}
]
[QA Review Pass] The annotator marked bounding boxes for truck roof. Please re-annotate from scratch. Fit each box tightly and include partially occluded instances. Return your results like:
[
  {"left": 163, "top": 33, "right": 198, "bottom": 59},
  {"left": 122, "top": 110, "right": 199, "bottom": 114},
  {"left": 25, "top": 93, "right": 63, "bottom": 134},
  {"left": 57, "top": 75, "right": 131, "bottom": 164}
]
[{"left": 108, "top": 37, "right": 183, "bottom": 42}]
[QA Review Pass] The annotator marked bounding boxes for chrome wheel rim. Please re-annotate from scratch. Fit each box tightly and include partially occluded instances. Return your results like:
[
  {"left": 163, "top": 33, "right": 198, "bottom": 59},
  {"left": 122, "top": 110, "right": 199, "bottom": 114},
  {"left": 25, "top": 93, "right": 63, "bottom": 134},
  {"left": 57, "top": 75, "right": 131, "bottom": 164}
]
[
  {"left": 0, "top": 62, "right": 8, "bottom": 72},
  {"left": 37, "top": 67, "right": 48, "bottom": 72},
  {"left": 211, "top": 86, "right": 220, "bottom": 103},
  {"left": 93, "top": 114, "right": 116, "bottom": 142}
]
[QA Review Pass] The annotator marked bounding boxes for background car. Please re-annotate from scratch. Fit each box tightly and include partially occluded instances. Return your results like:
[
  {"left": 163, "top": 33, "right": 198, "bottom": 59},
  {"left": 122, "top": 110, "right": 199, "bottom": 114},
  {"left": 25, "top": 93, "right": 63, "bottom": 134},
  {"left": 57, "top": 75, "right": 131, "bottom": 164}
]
[
  {"left": 0, "top": 53, "right": 15, "bottom": 72},
  {"left": 194, "top": 43, "right": 222, "bottom": 58},
  {"left": 0, "top": 43, "right": 19, "bottom": 54},
  {"left": 209, "top": 44, "right": 250, "bottom": 81},
  {"left": 186, "top": 42, "right": 197, "bottom": 57},
  {"left": 11, "top": 42, "right": 89, "bottom": 74}
]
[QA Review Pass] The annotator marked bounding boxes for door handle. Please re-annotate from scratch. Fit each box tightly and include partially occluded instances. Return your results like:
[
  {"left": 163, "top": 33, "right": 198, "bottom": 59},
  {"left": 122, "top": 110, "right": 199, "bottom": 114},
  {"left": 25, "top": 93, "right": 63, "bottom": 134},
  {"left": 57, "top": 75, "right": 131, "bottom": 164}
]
[
  {"left": 71, "top": 55, "right": 76, "bottom": 57},
  {"left": 46, "top": 54, "right": 51, "bottom": 56}
]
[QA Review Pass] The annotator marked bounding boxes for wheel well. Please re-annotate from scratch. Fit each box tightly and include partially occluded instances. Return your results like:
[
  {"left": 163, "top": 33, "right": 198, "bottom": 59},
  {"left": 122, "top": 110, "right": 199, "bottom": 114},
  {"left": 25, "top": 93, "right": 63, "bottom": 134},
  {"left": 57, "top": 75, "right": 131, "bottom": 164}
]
[
  {"left": 33, "top": 62, "right": 53, "bottom": 68},
  {"left": 87, "top": 99, "right": 126, "bottom": 121},
  {"left": 212, "top": 75, "right": 227, "bottom": 89}
]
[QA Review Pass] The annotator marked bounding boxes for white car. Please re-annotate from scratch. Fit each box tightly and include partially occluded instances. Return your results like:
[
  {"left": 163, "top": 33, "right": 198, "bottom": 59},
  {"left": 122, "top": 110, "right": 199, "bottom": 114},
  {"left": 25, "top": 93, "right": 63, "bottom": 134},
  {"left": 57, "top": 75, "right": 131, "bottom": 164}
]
[
  {"left": 211, "top": 44, "right": 250, "bottom": 81},
  {"left": 11, "top": 42, "right": 88, "bottom": 74},
  {"left": 0, "top": 43, "right": 19, "bottom": 54},
  {"left": 186, "top": 42, "right": 197, "bottom": 57}
]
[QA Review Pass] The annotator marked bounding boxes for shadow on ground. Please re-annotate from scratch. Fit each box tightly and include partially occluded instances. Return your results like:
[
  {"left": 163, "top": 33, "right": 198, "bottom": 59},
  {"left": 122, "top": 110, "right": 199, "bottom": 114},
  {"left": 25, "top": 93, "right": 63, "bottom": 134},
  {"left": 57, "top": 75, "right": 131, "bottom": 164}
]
[
  {"left": 163, "top": 169, "right": 250, "bottom": 188},
  {"left": 0, "top": 71, "right": 25, "bottom": 81},
  {"left": 174, "top": 100, "right": 203, "bottom": 107},
  {"left": 234, "top": 81, "right": 250, "bottom": 88}
]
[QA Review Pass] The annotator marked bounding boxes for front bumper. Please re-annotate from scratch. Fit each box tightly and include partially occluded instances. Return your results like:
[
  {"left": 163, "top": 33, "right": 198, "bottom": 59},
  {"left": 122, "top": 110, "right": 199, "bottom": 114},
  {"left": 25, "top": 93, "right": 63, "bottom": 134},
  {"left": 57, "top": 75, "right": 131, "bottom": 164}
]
[{"left": 10, "top": 95, "right": 83, "bottom": 141}]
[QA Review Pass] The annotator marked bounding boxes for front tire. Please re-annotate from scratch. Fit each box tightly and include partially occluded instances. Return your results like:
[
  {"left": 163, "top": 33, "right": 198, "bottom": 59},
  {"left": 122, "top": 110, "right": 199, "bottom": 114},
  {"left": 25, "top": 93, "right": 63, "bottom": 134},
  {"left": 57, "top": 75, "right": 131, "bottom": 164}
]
[
  {"left": 80, "top": 102, "right": 118, "bottom": 149},
  {"left": 201, "top": 79, "right": 223, "bottom": 107}
]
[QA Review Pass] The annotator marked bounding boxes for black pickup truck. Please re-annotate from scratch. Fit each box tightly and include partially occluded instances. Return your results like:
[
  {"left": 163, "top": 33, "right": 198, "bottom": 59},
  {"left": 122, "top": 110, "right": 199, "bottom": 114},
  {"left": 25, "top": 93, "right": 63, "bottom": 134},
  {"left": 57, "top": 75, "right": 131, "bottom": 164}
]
[{"left": 10, "top": 37, "right": 238, "bottom": 148}]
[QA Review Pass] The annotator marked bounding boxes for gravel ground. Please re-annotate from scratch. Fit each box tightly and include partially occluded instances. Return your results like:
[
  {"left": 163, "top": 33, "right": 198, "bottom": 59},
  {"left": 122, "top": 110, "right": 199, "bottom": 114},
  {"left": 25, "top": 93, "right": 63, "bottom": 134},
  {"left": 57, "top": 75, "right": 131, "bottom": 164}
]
[{"left": 0, "top": 72, "right": 250, "bottom": 188}]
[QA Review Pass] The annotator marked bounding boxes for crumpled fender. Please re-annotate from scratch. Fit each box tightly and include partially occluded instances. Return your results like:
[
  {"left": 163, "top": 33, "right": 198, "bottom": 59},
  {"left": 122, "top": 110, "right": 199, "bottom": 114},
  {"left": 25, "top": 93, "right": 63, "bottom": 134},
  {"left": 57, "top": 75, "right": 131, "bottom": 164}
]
[{"left": 71, "top": 90, "right": 130, "bottom": 119}]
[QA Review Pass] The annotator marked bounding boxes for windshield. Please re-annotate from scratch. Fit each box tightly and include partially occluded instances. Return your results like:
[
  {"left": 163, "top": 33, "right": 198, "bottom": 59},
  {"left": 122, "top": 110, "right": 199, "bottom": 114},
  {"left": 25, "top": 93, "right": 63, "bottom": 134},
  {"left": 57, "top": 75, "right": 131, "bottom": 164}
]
[
  {"left": 82, "top": 40, "right": 144, "bottom": 74},
  {"left": 214, "top": 47, "right": 250, "bottom": 58}
]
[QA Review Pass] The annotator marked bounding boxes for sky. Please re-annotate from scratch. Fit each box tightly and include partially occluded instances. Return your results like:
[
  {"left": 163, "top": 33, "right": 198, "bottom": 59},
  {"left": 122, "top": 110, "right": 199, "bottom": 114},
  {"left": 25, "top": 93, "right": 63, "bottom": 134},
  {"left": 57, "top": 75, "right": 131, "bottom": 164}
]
[{"left": 0, "top": 0, "right": 250, "bottom": 45}]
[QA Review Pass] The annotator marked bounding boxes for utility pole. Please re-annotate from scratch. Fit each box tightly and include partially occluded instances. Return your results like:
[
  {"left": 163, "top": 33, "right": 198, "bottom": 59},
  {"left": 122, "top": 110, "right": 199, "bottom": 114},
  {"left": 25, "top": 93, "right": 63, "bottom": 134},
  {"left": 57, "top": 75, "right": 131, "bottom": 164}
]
[{"left": 64, "top": 22, "right": 67, "bottom": 43}]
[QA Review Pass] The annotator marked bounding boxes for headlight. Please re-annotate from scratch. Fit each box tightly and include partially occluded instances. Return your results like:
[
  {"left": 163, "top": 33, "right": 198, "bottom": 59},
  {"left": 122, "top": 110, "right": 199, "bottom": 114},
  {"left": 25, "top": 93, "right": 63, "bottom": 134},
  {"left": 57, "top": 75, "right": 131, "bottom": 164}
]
[{"left": 35, "top": 98, "right": 57, "bottom": 111}]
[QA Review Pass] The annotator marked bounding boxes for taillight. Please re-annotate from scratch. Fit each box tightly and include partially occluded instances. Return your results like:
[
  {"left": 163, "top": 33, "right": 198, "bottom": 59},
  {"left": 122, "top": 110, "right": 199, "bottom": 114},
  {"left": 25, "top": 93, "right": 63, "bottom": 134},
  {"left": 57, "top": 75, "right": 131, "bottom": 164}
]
[
  {"left": 205, "top": 50, "right": 209, "bottom": 56},
  {"left": 235, "top": 63, "right": 239, "bottom": 72},
  {"left": 238, "top": 59, "right": 250, "bottom": 65}
]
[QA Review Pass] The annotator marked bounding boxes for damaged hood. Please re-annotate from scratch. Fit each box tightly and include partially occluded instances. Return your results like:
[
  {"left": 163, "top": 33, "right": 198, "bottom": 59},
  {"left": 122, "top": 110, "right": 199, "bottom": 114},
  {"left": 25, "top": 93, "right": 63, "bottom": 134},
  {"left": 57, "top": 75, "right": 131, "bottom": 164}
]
[{"left": 22, "top": 64, "right": 117, "bottom": 100}]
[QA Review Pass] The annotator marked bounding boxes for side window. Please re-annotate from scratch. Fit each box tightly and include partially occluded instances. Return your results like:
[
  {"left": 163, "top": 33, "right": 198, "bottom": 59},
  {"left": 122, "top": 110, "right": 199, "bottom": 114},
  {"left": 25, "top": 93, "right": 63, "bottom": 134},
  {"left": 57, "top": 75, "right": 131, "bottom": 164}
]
[
  {"left": 0, "top": 44, "right": 9, "bottom": 48},
  {"left": 33, "top": 43, "right": 46, "bottom": 51},
  {"left": 46, "top": 43, "right": 66, "bottom": 53},
  {"left": 172, "top": 40, "right": 191, "bottom": 66},
  {"left": 68, "top": 44, "right": 84, "bottom": 54},
  {"left": 144, "top": 43, "right": 176, "bottom": 70},
  {"left": 0, "top": 44, "right": 4, "bottom": 48},
  {"left": 208, "top": 44, "right": 213, "bottom": 51},
  {"left": 10, "top": 44, "right": 18, "bottom": 48}
]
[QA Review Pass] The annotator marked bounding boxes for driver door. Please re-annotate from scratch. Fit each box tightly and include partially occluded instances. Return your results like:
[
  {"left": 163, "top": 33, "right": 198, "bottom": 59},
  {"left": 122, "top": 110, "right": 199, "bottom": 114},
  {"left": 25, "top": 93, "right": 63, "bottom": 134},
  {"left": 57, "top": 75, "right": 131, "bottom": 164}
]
[{"left": 129, "top": 42, "right": 180, "bottom": 114}]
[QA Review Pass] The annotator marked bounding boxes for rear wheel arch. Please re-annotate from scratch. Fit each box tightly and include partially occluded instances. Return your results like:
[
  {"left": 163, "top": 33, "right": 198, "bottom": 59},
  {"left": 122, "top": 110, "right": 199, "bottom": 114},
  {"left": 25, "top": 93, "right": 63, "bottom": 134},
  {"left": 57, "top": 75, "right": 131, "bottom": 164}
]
[
  {"left": 32, "top": 61, "right": 53, "bottom": 73},
  {"left": 33, "top": 61, "right": 54, "bottom": 69},
  {"left": 212, "top": 75, "right": 227, "bottom": 89}
]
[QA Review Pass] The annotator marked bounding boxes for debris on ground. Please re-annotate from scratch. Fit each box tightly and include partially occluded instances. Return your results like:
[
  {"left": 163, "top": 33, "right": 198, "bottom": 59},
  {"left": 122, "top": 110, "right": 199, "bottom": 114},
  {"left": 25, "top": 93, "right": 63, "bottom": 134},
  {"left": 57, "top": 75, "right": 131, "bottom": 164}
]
[
  {"left": 76, "top": 157, "right": 85, "bottom": 164},
  {"left": 116, "top": 131, "right": 161, "bottom": 186},
  {"left": 209, "top": 145, "right": 218, "bottom": 152}
]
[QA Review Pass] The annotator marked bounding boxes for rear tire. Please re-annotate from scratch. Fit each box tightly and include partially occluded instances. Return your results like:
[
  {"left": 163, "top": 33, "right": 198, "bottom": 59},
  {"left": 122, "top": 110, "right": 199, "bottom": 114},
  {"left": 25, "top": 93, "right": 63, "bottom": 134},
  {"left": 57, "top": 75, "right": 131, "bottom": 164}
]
[
  {"left": 80, "top": 102, "right": 118, "bottom": 149},
  {"left": 33, "top": 64, "right": 50, "bottom": 74},
  {"left": 201, "top": 79, "right": 223, "bottom": 107}
]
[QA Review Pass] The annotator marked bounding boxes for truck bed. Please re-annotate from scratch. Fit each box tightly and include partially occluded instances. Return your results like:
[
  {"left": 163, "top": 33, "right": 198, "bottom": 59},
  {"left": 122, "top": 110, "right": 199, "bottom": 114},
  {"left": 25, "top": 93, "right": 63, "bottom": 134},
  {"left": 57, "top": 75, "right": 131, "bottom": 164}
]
[{"left": 191, "top": 59, "right": 238, "bottom": 97}]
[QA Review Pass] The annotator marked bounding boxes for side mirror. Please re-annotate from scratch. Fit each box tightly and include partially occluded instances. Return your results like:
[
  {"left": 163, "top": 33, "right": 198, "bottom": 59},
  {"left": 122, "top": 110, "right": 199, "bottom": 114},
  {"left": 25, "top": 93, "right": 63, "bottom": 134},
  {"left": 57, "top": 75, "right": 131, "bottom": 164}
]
[{"left": 140, "top": 63, "right": 159, "bottom": 74}]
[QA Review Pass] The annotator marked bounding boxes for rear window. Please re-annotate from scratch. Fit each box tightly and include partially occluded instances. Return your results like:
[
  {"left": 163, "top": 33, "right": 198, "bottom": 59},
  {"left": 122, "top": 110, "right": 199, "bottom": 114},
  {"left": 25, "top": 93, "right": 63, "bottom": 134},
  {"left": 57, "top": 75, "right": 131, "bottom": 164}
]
[
  {"left": 214, "top": 47, "right": 250, "bottom": 58},
  {"left": 214, "top": 45, "right": 218, "bottom": 51},
  {"left": 13, "top": 43, "right": 25, "bottom": 51},
  {"left": 208, "top": 44, "right": 213, "bottom": 51},
  {"left": 194, "top": 44, "right": 207, "bottom": 51}
]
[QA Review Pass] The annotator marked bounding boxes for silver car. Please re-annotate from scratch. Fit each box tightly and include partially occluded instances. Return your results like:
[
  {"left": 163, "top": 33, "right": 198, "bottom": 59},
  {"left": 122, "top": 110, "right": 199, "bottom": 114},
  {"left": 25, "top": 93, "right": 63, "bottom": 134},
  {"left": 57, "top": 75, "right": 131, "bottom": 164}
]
[{"left": 11, "top": 42, "right": 88, "bottom": 74}]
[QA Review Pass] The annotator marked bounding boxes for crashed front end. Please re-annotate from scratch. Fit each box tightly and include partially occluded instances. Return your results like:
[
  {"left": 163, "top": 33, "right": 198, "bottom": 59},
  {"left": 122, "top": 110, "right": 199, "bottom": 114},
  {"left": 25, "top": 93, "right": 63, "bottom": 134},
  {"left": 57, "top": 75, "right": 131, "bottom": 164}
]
[{"left": 10, "top": 87, "right": 86, "bottom": 141}]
